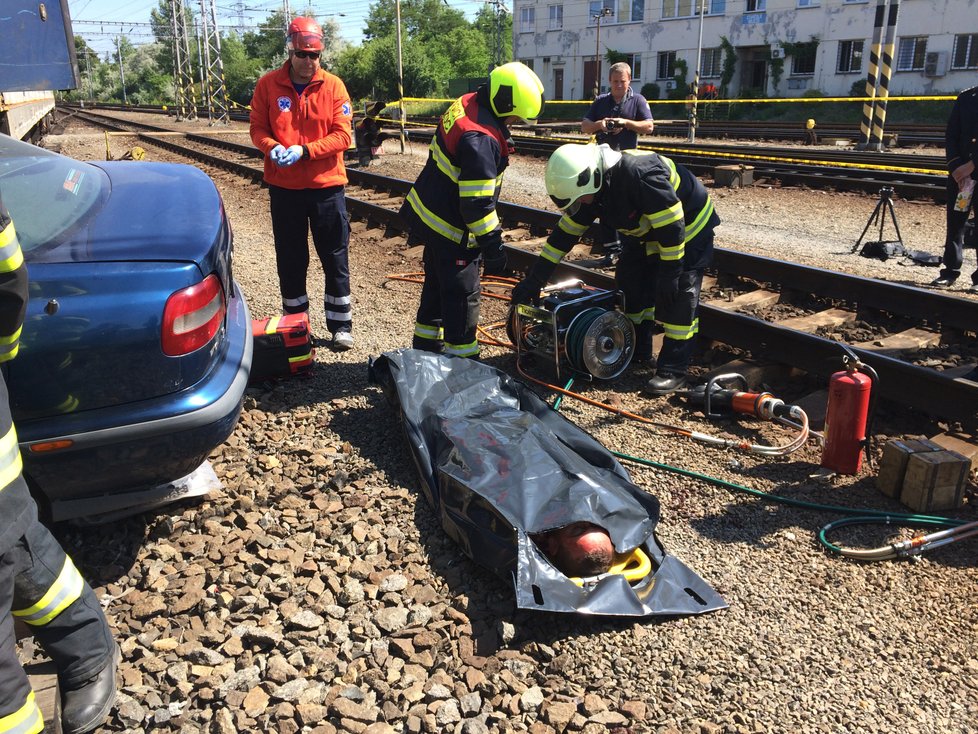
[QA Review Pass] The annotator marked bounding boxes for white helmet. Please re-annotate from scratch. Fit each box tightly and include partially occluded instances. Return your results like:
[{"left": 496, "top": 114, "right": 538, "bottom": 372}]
[{"left": 545, "top": 143, "right": 621, "bottom": 213}]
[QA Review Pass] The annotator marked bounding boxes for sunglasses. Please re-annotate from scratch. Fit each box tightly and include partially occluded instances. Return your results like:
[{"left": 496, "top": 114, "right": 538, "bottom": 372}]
[{"left": 293, "top": 50, "right": 320, "bottom": 60}]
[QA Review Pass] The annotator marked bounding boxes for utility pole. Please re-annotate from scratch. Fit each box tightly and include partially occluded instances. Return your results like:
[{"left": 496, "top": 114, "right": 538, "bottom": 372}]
[
  {"left": 591, "top": 7, "right": 612, "bottom": 99},
  {"left": 486, "top": 0, "right": 508, "bottom": 74},
  {"left": 200, "top": 0, "right": 230, "bottom": 124},
  {"left": 687, "top": 0, "right": 707, "bottom": 143},
  {"left": 170, "top": 0, "right": 198, "bottom": 120},
  {"left": 115, "top": 36, "right": 128, "bottom": 105}
]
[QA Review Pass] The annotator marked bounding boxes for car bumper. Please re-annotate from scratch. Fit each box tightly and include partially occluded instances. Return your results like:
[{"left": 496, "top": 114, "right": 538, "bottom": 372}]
[{"left": 19, "top": 281, "right": 253, "bottom": 520}]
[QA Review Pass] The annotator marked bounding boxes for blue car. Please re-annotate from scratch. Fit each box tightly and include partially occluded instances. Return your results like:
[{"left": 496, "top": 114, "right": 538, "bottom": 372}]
[{"left": 0, "top": 132, "right": 252, "bottom": 521}]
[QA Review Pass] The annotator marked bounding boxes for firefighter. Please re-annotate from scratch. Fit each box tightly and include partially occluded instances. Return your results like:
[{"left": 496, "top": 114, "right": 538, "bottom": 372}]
[
  {"left": 400, "top": 62, "right": 544, "bottom": 358},
  {"left": 0, "top": 198, "right": 118, "bottom": 734},
  {"left": 512, "top": 143, "right": 720, "bottom": 395},
  {"left": 250, "top": 16, "right": 356, "bottom": 349}
]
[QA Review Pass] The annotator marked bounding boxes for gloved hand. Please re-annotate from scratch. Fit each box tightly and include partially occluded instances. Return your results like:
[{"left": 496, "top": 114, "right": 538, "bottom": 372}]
[
  {"left": 483, "top": 252, "right": 508, "bottom": 277},
  {"left": 511, "top": 277, "right": 543, "bottom": 306},
  {"left": 277, "top": 145, "right": 305, "bottom": 167},
  {"left": 655, "top": 269, "right": 681, "bottom": 309},
  {"left": 269, "top": 144, "right": 287, "bottom": 164},
  {"left": 480, "top": 233, "right": 508, "bottom": 277}
]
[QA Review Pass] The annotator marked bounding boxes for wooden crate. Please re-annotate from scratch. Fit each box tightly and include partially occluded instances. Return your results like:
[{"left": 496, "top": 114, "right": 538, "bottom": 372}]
[
  {"left": 876, "top": 437, "right": 942, "bottom": 498},
  {"left": 900, "top": 449, "right": 970, "bottom": 512}
]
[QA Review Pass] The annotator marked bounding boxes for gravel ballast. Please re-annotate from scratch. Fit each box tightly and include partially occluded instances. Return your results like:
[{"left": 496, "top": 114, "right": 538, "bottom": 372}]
[{"left": 30, "top": 116, "right": 978, "bottom": 734}]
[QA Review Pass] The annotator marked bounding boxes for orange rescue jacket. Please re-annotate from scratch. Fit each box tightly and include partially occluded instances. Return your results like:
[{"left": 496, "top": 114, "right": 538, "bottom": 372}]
[{"left": 249, "top": 61, "right": 353, "bottom": 190}]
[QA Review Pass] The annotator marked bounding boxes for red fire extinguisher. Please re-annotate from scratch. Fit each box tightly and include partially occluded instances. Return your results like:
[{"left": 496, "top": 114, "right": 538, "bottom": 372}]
[{"left": 821, "top": 353, "right": 877, "bottom": 475}]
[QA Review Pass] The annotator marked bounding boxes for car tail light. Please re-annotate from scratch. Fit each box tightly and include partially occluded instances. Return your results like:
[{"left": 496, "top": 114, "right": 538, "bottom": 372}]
[{"left": 162, "top": 274, "right": 226, "bottom": 356}]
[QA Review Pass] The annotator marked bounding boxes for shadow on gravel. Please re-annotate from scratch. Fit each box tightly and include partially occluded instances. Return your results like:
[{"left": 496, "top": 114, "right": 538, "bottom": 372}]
[{"left": 686, "top": 463, "right": 978, "bottom": 570}]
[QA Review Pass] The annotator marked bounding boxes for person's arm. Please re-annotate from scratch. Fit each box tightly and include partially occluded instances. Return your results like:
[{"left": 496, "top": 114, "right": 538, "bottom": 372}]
[
  {"left": 581, "top": 98, "right": 604, "bottom": 135},
  {"left": 248, "top": 76, "right": 279, "bottom": 156},
  {"left": 303, "top": 77, "right": 354, "bottom": 159},
  {"left": 946, "top": 94, "right": 966, "bottom": 176},
  {"left": 512, "top": 205, "right": 596, "bottom": 303},
  {"left": 0, "top": 200, "right": 28, "bottom": 364},
  {"left": 455, "top": 131, "right": 505, "bottom": 252},
  {"left": 624, "top": 95, "right": 654, "bottom": 136}
]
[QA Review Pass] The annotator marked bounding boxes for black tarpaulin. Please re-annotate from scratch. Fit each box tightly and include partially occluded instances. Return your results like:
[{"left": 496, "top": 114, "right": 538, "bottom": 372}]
[{"left": 370, "top": 349, "right": 725, "bottom": 617}]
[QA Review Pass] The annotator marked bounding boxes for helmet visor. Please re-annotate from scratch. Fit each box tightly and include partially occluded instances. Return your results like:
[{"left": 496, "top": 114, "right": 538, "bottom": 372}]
[
  {"left": 291, "top": 32, "right": 323, "bottom": 51},
  {"left": 549, "top": 194, "right": 582, "bottom": 216}
]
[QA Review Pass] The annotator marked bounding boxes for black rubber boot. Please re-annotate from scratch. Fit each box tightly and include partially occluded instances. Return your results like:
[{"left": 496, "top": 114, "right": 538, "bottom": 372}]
[
  {"left": 645, "top": 372, "right": 688, "bottom": 396},
  {"left": 62, "top": 644, "right": 120, "bottom": 734}
]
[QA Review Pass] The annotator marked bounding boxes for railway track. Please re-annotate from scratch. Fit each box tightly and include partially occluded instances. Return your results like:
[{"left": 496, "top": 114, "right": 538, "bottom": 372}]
[{"left": 63, "top": 108, "right": 978, "bottom": 426}]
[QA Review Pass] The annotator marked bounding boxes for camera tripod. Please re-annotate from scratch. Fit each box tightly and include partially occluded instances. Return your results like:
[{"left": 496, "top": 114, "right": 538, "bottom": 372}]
[{"left": 853, "top": 186, "right": 904, "bottom": 253}]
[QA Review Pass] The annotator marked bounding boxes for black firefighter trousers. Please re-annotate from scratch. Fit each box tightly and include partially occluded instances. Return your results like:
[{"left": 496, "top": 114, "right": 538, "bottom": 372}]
[
  {"left": 1, "top": 514, "right": 114, "bottom": 732},
  {"left": 269, "top": 184, "right": 353, "bottom": 335}
]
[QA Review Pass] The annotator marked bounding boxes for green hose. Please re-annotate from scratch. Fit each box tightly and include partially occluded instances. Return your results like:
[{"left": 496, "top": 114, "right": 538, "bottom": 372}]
[{"left": 609, "top": 448, "right": 965, "bottom": 558}]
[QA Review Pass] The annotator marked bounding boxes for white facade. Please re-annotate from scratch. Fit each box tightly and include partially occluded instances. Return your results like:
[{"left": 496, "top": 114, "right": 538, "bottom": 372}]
[{"left": 512, "top": 0, "right": 978, "bottom": 101}]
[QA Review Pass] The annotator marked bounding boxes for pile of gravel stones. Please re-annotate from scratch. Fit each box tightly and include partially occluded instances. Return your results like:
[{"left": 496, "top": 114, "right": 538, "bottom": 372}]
[{"left": 25, "top": 115, "right": 978, "bottom": 734}]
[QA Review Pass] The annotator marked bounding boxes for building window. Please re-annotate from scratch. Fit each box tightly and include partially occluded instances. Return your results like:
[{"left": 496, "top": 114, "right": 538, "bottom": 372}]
[
  {"left": 746, "top": 0, "right": 765, "bottom": 10},
  {"left": 700, "top": 47, "right": 722, "bottom": 77},
  {"left": 952, "top": 34, "right": 978, "bottom": 69},
  {"left": 622, "top": 53, "right": 643, "bottom": 81},
  {"left": 798, "top": 0, "right": 818, "bottom": 6},
  {"left": 618, "top": 0, "right": 645, "bottom": 23},
  {"left": 520, "top": 58, "right": 535, "bottom": 71},
  {"left": 791, "top": 44, "right": 817, "bottom": 75},
  {"left": 663, "top": 0, "right": 724, "bottom": 17},
  {"left": 657, "top": 51, "right": 676, "bottom": 80},
  {"left": 548, "top": 5, "right": 563, "bottom": 30},
  {"left": 520, "top": 6, "right": 535, "bottom": 34},
  {"left": 837, "top": 40, "right": 863, "bottom": 73},
  {"left": 897, "top": 37, "right": 928, "bottom": 71},
  {"left": 589, "top": 0, "right": 615, "bottom": 23}
]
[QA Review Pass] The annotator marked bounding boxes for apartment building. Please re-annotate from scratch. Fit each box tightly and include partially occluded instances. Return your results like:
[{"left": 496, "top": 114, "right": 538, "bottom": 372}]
[{"left": 512, "top": 0, "right": 978, "bottom": 101}]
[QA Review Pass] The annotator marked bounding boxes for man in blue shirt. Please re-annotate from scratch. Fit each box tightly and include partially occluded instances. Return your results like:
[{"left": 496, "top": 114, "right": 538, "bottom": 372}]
[{"left": 582, "top": 63, "right": 654, "bottom": 264}]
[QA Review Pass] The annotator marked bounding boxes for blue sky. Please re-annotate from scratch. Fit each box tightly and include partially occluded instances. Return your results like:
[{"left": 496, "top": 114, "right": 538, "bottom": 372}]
[{"left": 68, "top": 0, "right": 492, "bottom": 59}]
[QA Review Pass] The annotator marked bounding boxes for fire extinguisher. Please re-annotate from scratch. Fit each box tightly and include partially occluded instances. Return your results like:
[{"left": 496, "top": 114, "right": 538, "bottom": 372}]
[{"left": 820, "top": 350, "right": 879, "bottom": 475}]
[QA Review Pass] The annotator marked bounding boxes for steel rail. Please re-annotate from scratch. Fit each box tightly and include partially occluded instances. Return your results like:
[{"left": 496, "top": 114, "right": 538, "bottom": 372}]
[{"left": 70, "top": 110, "right": 977, "bottom": 422}]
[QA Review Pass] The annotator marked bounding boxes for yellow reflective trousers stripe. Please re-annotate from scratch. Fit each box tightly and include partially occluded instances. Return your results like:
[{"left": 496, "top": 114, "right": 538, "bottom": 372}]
[
  {"left": 12, "top": 556, "right": 84, "bottom": 626},
  {"left": 0, "top": 691, "right": 43, "bottom": 734},
  {"left": 0, "top": 424, "right": 23, "bottom": 494}
]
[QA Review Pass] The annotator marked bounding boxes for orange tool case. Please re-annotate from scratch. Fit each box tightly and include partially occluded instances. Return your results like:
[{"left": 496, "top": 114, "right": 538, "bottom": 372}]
[{"left": 249, "top": 313, "right": 315, "bottom": 382}]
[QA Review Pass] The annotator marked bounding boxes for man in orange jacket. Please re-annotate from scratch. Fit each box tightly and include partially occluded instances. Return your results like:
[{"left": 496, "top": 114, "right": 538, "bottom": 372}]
[{"left": 250, "top": 16, "right": 355, "bottom": 350}]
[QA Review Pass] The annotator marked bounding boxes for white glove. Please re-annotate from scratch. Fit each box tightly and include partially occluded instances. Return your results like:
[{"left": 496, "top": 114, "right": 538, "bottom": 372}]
[
  {"left": 278, "top": 145, "right": 304, "bottom": 167},
  {"left": 269, "top": 144, "right": 286, "bottom": 164}
]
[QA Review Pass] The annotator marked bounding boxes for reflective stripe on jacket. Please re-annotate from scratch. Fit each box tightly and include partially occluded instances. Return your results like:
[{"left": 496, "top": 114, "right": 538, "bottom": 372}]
[
  {"left": 0, "top": 201, "right": 35, "bottom": 555},
  {"left": 400, "top": 89, "right": 511, "bottom": 251},
  {"left": 249, "top": 61, "right": 353, "bottom": 190},
  {"left": 544, "top": 151, "right": 718, "bottom": 270}
]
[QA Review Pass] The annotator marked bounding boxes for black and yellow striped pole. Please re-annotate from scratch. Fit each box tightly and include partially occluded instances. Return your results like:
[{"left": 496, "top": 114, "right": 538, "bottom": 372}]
[
  {"left": 856, "top": 0, "right": 887, "bottom": 149},
  {"left": 868, "top": 0, "right": 900, "bottom": 150},
  {"left": 395, "top": 0, "right": 406, "bottom": 152}
]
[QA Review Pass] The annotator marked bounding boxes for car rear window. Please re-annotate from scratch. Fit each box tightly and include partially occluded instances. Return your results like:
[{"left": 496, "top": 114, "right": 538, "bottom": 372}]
[{"left": 0, "top": 134, "right": 107, "bottom": 254}]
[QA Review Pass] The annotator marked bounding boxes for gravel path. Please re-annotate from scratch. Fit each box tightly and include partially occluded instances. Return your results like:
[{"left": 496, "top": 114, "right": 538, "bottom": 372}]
[{"left": 33, "top": 116, "right": 978, "bottom": 734}]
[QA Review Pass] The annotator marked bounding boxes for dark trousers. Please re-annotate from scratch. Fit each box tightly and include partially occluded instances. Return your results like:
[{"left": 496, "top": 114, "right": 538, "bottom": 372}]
[
  {"left": 939, "top": 176, "right": 977, "bottom": 284},
  {"left": 413, "top": 246, "right": 482, "bottom": 358},
  {"left": 616, "top": 238, "right": 704, "bottom": 375},
  {"left": 1, "top": 514, "right": 114, "bottom": 726},
  {"left": 269, "top": 185, "right": 352, "bottom": 334}
]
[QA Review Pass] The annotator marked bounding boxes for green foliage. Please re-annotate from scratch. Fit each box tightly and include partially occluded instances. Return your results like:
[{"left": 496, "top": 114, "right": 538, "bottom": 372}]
[
  {"left": 769, "top": 57, "right": 784, "bottom": 91},
  {"left": 667, "top": 58, "right": 688, "bottom": 100},
  {"left": 640, "top": 82, "right": 660, "bottom": 101},
  {"left": 719, "top": 37, "right": 736, "bottom": 95}
]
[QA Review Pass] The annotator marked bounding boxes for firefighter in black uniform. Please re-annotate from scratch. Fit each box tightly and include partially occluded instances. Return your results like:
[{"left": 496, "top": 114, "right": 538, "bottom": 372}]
[
  {"left": 512, "top": 143, "right": 720, "bottom": 395},
  {"left": 932, "top": 85, "right": 978, "bottom": 291},
  {"left": 400, "top": 62, "right": 544, "bottom": 358},
  {"left": 0, "top": 198, "right": 118, "bottom": 734}
]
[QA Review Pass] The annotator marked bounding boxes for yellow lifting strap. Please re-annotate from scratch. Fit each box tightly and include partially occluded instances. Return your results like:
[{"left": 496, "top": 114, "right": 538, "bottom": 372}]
[{"left": 570, "top": 545, "right": 653, "bottom": 587}]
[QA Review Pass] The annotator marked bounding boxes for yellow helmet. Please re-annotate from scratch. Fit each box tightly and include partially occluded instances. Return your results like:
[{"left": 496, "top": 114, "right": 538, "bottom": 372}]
[
  {"left": 545, "top": 143, "right": 619, "bottom": 213},
  {"left": 489, "top": 62, "right": 545, "bottom": 124}
]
